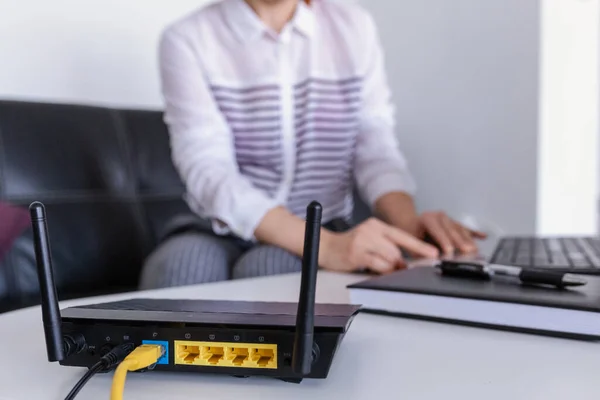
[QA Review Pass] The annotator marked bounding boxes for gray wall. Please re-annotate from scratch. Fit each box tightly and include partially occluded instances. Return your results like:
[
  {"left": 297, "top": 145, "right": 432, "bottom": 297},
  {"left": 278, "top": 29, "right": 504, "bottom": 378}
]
[{"left": 361, "top": 0, "right": 540, "bottom": 236}]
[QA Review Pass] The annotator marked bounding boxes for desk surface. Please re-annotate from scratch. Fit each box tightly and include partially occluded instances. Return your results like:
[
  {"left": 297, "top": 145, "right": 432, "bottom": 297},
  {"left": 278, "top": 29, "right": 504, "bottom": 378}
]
[{"left": 1, "top": 270, "right": 599, "bottom": 400}]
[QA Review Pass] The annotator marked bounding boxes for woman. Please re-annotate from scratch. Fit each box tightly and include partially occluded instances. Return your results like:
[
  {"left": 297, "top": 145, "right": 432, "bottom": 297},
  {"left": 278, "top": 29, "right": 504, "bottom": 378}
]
[{"left": 139, "top": 0, "right": 486, "bottom": 289}]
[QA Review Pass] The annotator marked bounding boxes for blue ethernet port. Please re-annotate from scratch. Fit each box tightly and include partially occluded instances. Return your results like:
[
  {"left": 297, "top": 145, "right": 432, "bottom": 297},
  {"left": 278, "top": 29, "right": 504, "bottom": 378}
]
[{"left": 142, "top": 340, "right": 169, "bottom": 365}]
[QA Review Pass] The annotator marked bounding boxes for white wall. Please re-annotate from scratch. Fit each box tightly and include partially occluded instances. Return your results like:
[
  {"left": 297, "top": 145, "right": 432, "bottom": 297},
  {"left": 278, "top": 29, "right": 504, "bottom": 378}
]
[
  {"left": 537, "top": 0, "right": 599, "bottom": 236},
  {"left": 0, "top": 0, "right": 208, "bottom": 108},
  {"left": 0, "top": 0, "right": 598, "bottom": 238}
]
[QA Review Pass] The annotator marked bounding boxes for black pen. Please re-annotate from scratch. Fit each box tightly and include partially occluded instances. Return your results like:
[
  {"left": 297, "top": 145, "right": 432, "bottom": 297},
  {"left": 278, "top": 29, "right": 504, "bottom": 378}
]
[{"left": 437, "top": 260, "right": 587, "bottom": 288}]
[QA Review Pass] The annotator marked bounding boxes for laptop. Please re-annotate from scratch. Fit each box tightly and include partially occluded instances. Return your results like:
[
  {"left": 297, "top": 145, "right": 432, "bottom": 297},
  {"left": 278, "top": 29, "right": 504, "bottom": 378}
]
[{"left": 488, "top": 236, "right": 600, "bottom": 274}]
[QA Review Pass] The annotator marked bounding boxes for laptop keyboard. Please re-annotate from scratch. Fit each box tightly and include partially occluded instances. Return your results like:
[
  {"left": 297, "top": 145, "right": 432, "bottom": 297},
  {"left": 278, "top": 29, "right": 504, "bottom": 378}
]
[{"left": 490, "top": 237, "right": 600, "bottom": 273}]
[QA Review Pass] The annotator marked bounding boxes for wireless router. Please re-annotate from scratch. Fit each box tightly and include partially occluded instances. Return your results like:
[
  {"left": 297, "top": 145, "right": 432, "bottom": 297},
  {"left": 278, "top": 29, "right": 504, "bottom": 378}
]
[{"left": 31, "top": 200, "right": 359, "bottom": 383}]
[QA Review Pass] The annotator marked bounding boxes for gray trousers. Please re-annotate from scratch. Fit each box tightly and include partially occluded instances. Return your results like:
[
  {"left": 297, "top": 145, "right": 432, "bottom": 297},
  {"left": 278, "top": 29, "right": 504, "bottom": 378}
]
[
  {"left": 138, "top": 215, "right": 352, "bottom": 290},
  {"left": 138, "top": 231, "right": 303, "bottom": 290}
]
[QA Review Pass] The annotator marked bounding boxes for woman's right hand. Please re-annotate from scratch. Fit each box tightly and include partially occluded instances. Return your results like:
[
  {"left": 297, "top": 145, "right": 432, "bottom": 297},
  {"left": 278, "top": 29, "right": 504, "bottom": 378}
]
[{"left": 320, "top": 218, "right": 440, "bottom": 273}]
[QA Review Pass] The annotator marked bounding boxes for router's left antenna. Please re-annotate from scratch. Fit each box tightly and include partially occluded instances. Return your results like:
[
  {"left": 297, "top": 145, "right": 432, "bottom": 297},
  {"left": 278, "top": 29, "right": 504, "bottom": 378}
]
[{"left": 30, "top": 201, "right": 66, "bottom": 362}]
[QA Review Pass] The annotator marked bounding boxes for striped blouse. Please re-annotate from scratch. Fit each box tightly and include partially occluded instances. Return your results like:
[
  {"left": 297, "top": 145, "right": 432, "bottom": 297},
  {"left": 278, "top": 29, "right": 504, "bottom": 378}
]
[{"left": 159, "top": 0, "right": 416, "bottom": 240}]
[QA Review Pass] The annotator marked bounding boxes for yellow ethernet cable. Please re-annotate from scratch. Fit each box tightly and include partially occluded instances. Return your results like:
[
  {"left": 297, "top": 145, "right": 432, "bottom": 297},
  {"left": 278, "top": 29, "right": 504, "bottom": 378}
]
[{"left": 110, "top": 344, "right": 165, "bottom": 400}]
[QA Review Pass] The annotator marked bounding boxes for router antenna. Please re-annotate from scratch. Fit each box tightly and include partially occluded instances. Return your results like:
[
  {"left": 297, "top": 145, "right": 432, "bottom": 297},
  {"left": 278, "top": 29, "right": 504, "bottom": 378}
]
[
  {"left": 292, "top": 200, "right": 322, "bottom": 376},
  {"left": 30, "top": 201, "right": 65, "bottom": 362}
]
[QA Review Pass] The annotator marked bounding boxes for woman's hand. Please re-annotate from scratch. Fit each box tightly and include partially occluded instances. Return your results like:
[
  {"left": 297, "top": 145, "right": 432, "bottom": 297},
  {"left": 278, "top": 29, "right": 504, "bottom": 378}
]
[
  {"left": 319, "top": 218, "right": 439, "bottom": 274},
  {"left": 417, "top": 211, "right": 487, "bottom": 257},
  {"left": 373, "top": 192, "right": 488, "bottom": 258}
]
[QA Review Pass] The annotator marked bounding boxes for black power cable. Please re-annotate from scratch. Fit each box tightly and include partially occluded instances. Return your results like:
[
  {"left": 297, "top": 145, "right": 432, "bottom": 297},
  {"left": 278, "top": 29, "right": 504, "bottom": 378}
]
[
  {"left": 64, "top": 343, "right": 135, "bottom": 400},
  {"left": 64, "top": 362, "right": 104, "bottom": 400}
]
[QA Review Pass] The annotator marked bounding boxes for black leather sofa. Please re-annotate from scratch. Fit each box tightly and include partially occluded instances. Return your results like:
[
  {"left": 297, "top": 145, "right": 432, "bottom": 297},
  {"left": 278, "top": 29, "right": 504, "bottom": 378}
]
[
  {"left": 0, "top": 99, "right": 194, "bottom": 313},
  {"left": 0, "top": 99, "right": 370, "bottom": 313}
]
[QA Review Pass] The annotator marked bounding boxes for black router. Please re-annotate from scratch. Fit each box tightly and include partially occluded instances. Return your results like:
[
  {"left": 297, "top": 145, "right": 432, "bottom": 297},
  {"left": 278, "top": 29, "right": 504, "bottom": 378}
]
[{"left": 31, "top": 200, "right": 360, "bottom": 383}]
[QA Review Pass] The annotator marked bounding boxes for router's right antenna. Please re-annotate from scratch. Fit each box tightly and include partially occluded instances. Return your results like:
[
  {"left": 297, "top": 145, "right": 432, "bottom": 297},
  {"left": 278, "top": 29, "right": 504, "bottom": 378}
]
[
  {"left": 30, "top": 201, "right": 65, "bottom": 362},
  {"left": 292, "top": 201, "right": 322, "bottom": 376}
]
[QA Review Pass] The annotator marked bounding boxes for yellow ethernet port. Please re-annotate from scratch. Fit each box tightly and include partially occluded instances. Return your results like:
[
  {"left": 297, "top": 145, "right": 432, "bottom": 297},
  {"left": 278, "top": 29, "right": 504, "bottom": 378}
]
[
  {"left": 175, "top": 340, "right": 277, "bottom": 369},
  {"left": 227, "top": 347, "right": 249, "bottom": 366},
  {"left": 179, "top": 344, "right": 200, "bottom": 364},
  {"left": 252, "top": 348, "right": 275, "bottom": 367}
]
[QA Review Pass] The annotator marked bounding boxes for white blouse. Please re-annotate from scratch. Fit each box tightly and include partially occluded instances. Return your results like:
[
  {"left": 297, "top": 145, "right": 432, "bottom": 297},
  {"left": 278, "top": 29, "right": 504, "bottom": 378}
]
[{"left": 159, "top": 0, "right": 416, "bottom": 240}]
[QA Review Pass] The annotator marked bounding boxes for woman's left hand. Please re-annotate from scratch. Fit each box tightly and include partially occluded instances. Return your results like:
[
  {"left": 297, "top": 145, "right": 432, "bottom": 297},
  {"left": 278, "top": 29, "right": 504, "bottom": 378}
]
[{"left": 417, "top": 211, "right": 487, "bottom": 257}]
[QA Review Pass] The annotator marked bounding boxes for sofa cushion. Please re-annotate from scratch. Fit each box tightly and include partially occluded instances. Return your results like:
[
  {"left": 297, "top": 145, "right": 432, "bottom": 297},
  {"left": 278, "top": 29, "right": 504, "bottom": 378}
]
[{"left": 0, "top": 202, "right": 29, "bottom": 262}]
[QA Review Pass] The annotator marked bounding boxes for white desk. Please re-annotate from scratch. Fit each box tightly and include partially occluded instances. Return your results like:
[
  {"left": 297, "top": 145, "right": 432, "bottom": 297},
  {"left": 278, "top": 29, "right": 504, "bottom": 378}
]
[{"left": 1, "top": 270, "right": 599, "bottom": 400}]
